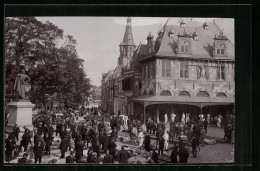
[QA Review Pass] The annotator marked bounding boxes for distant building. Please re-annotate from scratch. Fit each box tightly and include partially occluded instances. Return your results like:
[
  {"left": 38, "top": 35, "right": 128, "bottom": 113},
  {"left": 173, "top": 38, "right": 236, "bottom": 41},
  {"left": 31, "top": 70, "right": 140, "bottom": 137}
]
[{"left": 101, "top": 18, "right": 235, "bottom": 123}]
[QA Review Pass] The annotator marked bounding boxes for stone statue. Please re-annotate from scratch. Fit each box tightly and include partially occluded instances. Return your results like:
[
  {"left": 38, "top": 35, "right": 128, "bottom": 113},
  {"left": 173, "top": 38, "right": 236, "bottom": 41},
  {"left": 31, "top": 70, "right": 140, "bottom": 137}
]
[
  {"left": 198, "top": 65, "right": 207, "bottom": 79},
  {"left": 14, "top": 67, "right": 31, "bottom": 100}
]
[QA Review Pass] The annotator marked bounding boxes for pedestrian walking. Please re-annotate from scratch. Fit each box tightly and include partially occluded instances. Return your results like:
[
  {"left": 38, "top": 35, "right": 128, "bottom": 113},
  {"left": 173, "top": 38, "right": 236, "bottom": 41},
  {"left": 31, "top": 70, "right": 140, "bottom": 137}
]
[
  {"left": 43, "top": 133, "right": 52, "bottom": 155},
  {"left": 75, "top": 140, "right": 83, "bottom": 163},
  {"left": 12, "top": 124, "right": 20, "bottom": 141},
  {"left": 158, "top": 138, "right": 165, "bottom": 155},
  {"left": 33, "top": 141, "right": 44, "bottom": 164},
  {"left": 5, "top": 135, "right": 16, "bottom": 162},
  {"left": 60, "top": 137, "right": 68, "bottom": 159}
]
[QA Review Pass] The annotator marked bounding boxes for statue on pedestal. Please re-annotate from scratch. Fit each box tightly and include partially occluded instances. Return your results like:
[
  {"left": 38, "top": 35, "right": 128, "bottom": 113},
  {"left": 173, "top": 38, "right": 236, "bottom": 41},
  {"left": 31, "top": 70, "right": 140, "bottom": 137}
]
[{"left": 14, "top": 66, "right": 31, "bottom": 100}]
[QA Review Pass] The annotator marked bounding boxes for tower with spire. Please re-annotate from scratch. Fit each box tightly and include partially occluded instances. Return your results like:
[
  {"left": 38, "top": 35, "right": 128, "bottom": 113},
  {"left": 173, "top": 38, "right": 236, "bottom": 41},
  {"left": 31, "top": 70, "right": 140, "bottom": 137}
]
[{"left": 118, "top": 17, "right": 136, "bottom": 66}]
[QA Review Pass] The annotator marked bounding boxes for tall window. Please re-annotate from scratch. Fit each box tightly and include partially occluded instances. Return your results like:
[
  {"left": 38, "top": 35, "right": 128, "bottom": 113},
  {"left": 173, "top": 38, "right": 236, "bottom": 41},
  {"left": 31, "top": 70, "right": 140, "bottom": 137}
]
[
  {"left": 148, "top": 64, "right": 150, "bottom": 79},
  {"left": 142, "top": 66, "right": 145, "bottom": 79},
  {"left": 149, "top": 63, "right": 153, "bottom": 78},
  {"left": 162, "top": 60, "right": 170, "bottom": 77},
  {"left": 216, "top": 43, "right": 225, "bottom": 55},
  {"left": 152, "top": 62, "right": 156, "bottom": 78},
  {"left": 166, "top": 61, "right": 171, "bottom": 77},
  {"left": 217, "top": 64, "right": 225, "bottom": 80},
  {"left": 180, "top": 61, "right": 189, "bottom": 78},
  {"left": 145, "top": 65, "right": 148, "bottom": 80},
  {"left": 162, "top": 60, "right": 166, "bottom": 77},
  {"left": 180, "top": 40, "right": 190, "bottom": 53}
]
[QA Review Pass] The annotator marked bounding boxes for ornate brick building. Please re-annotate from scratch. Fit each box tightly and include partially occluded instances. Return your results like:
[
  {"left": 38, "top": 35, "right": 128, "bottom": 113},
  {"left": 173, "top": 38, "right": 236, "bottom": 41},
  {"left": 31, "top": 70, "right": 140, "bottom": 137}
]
[{"left": 102, "top": 18, "right": 235, "bottom": 123}]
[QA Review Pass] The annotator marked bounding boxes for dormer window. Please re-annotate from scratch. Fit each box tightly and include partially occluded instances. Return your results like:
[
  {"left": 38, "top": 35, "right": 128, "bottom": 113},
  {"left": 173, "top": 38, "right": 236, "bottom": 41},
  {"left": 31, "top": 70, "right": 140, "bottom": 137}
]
[
  {"left": 169, "top": 30, "right": 174, "bottom": 38},
  {"left": 193, "top": 32, "right": 199, "bottom": 41},
  {"left": 203, "top": 22, "right": 209, "bottom": 30},
  {"left": 213, "top": 30, "right": 228, "bottom": 57},
  {"left": 215, "top": 43, "right": 225, "bottom": 55},
  {"left": 180, "top": 40, "right": 190, "bottom": 53},
  {"left": 180, "top": 20, "right": 186, "bottom": 28}
]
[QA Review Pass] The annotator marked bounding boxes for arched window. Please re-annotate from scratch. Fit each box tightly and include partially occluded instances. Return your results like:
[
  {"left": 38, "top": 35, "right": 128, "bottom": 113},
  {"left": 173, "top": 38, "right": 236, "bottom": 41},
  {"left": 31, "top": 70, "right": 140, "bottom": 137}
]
[
  {"left": 180, "top": 40, "right": 190, "bottom": 53},
  {"left": 216, "top": 43, "right": 225, "bottom": 55},
  {"left": 197, "top": 91, "right": 210, "bottom": 97},
  {"left": 178, "top": 91, "right": 191, "bottom": 97},
  {"left": 149, "top": 90, "right": 153, "bottom": 95},
  {"left": 143, "top": 91, "right": 147, "bottom": 95},
  {"left": 160, "top": 90, "right": 172, "bottom": 96},
  {"left": 216, "top": 92, "right": 227, "bottom": 98}
]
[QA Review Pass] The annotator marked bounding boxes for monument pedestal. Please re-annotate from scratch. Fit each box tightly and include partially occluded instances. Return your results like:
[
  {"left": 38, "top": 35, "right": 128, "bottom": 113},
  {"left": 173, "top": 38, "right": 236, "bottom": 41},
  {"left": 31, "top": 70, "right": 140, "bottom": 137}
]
[{"left": 6, "top": 100, "right": 35, "bottom": 135}]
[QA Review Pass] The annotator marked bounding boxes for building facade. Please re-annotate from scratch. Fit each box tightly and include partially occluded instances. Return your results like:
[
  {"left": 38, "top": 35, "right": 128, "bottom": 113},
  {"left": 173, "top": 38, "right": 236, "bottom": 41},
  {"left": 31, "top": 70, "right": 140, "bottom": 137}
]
[{"left": 101, "top": 18, "right": 235, "bottom": 122}]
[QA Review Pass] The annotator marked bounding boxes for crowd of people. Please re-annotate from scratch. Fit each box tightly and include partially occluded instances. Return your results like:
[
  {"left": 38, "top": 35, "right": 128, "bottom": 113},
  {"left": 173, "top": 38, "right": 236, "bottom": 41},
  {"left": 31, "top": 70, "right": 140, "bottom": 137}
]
[{"left": 4, "top": 106, "right": 234, "bottom": 164}]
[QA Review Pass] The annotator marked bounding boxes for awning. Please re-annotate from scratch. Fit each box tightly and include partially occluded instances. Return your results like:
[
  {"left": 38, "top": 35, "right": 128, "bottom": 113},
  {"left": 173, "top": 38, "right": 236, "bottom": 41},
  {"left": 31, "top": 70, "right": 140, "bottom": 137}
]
[{"left": 129, "top": 95, "right": 234, "bottom": 108}]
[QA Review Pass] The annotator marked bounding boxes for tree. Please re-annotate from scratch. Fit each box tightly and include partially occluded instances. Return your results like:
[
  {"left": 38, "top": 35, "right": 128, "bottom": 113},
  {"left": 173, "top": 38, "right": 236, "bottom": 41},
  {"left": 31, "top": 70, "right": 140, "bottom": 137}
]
[{"left": 5, "top": 17, "right": 91, "bottom": 108}]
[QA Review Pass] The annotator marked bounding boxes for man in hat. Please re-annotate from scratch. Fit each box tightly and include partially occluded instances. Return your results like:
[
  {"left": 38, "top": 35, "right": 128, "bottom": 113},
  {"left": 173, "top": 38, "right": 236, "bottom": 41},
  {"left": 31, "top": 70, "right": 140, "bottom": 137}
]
[
  {"left": 158, "top": 137, "right": 165, "bottom": 155},
  {"left": 18, "top": 153, "right": 29, "bottom": 164},
  {"left": 33, "top": 140, "right": 44, "bottom": 164},
  {"left": 226, "top": 125, "right": 232, "bottom": 144},
  {"left": 191, "top": 136, "right": 198, "bottom": 158},
  {"left": 170, "top": 145, "right": 179, "bottom": 163},
  {"left": 75, "top": 138, "right": 83, "bottom": 163},
  {"left": 144, "top": 133, "right": 151, "bottom": 152},
  {"left": 103, "top": 150, "right": 114, "bottom": 164},
  {"left": 81, "top": 124, "right": 89, "bottom": 148},
  {"left": 151, "top": 149, "right": 158, "bottom": 164},
  {"left": 103, "top": 132, "right": 110, "bottom": 153},
  {"left": 117, "top": 146, "right": 128, "bottom": 164},
  {"left": 87, "top": 146, "right": 94, "bottom": 163},
  {"left": 178, "top": 145, "right": 189, "bottom": 163},
  {"left": 92, "top": 152, "right": 101, "bottom": 164},
  {"left": 19, "top": 128, "right": 32, "bottom": 152},
  {"left": 156, "top": 125, "right": 164, "bottom": 144},
  {"left": 108, "top": 138, "right": 117, "bottom": 157},
  {"left": 5, "top": 134, "right": 16, "bottom": 162},
  {"left": 12, "top": 124, "right": 20, "bottom": 141},
  {"left": 66, "top": 151, "right": 75, "bottom": 164},
  {"left": 60, "top": 136, "right": 68, "bottom": 159},
  {"left": 43, "top": 133, "right": 52, "bottom": 155}
]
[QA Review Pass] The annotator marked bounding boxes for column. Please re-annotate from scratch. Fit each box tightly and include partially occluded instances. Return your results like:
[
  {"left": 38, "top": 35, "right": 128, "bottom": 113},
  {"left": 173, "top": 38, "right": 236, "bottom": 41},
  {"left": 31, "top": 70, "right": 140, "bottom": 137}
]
[
  {"left": 157, "top": 104, "right": 160, "bottom": 123},
  {"left": 143, "top": 103, "right": 146, "bottom": 124}
]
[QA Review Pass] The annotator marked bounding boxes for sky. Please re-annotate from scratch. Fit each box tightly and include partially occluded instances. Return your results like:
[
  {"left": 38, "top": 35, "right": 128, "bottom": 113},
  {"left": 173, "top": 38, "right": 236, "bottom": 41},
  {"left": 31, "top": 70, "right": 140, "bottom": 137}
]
[{"left": 36, "top": 17, "right": 234, "bottom": 86}]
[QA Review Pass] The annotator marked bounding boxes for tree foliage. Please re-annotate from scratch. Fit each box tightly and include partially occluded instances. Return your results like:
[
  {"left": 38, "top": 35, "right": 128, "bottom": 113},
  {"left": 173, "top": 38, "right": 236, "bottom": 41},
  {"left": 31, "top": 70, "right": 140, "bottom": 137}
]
[{"left": 5, "top": 17, "right": 91, "bottom": 107}]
